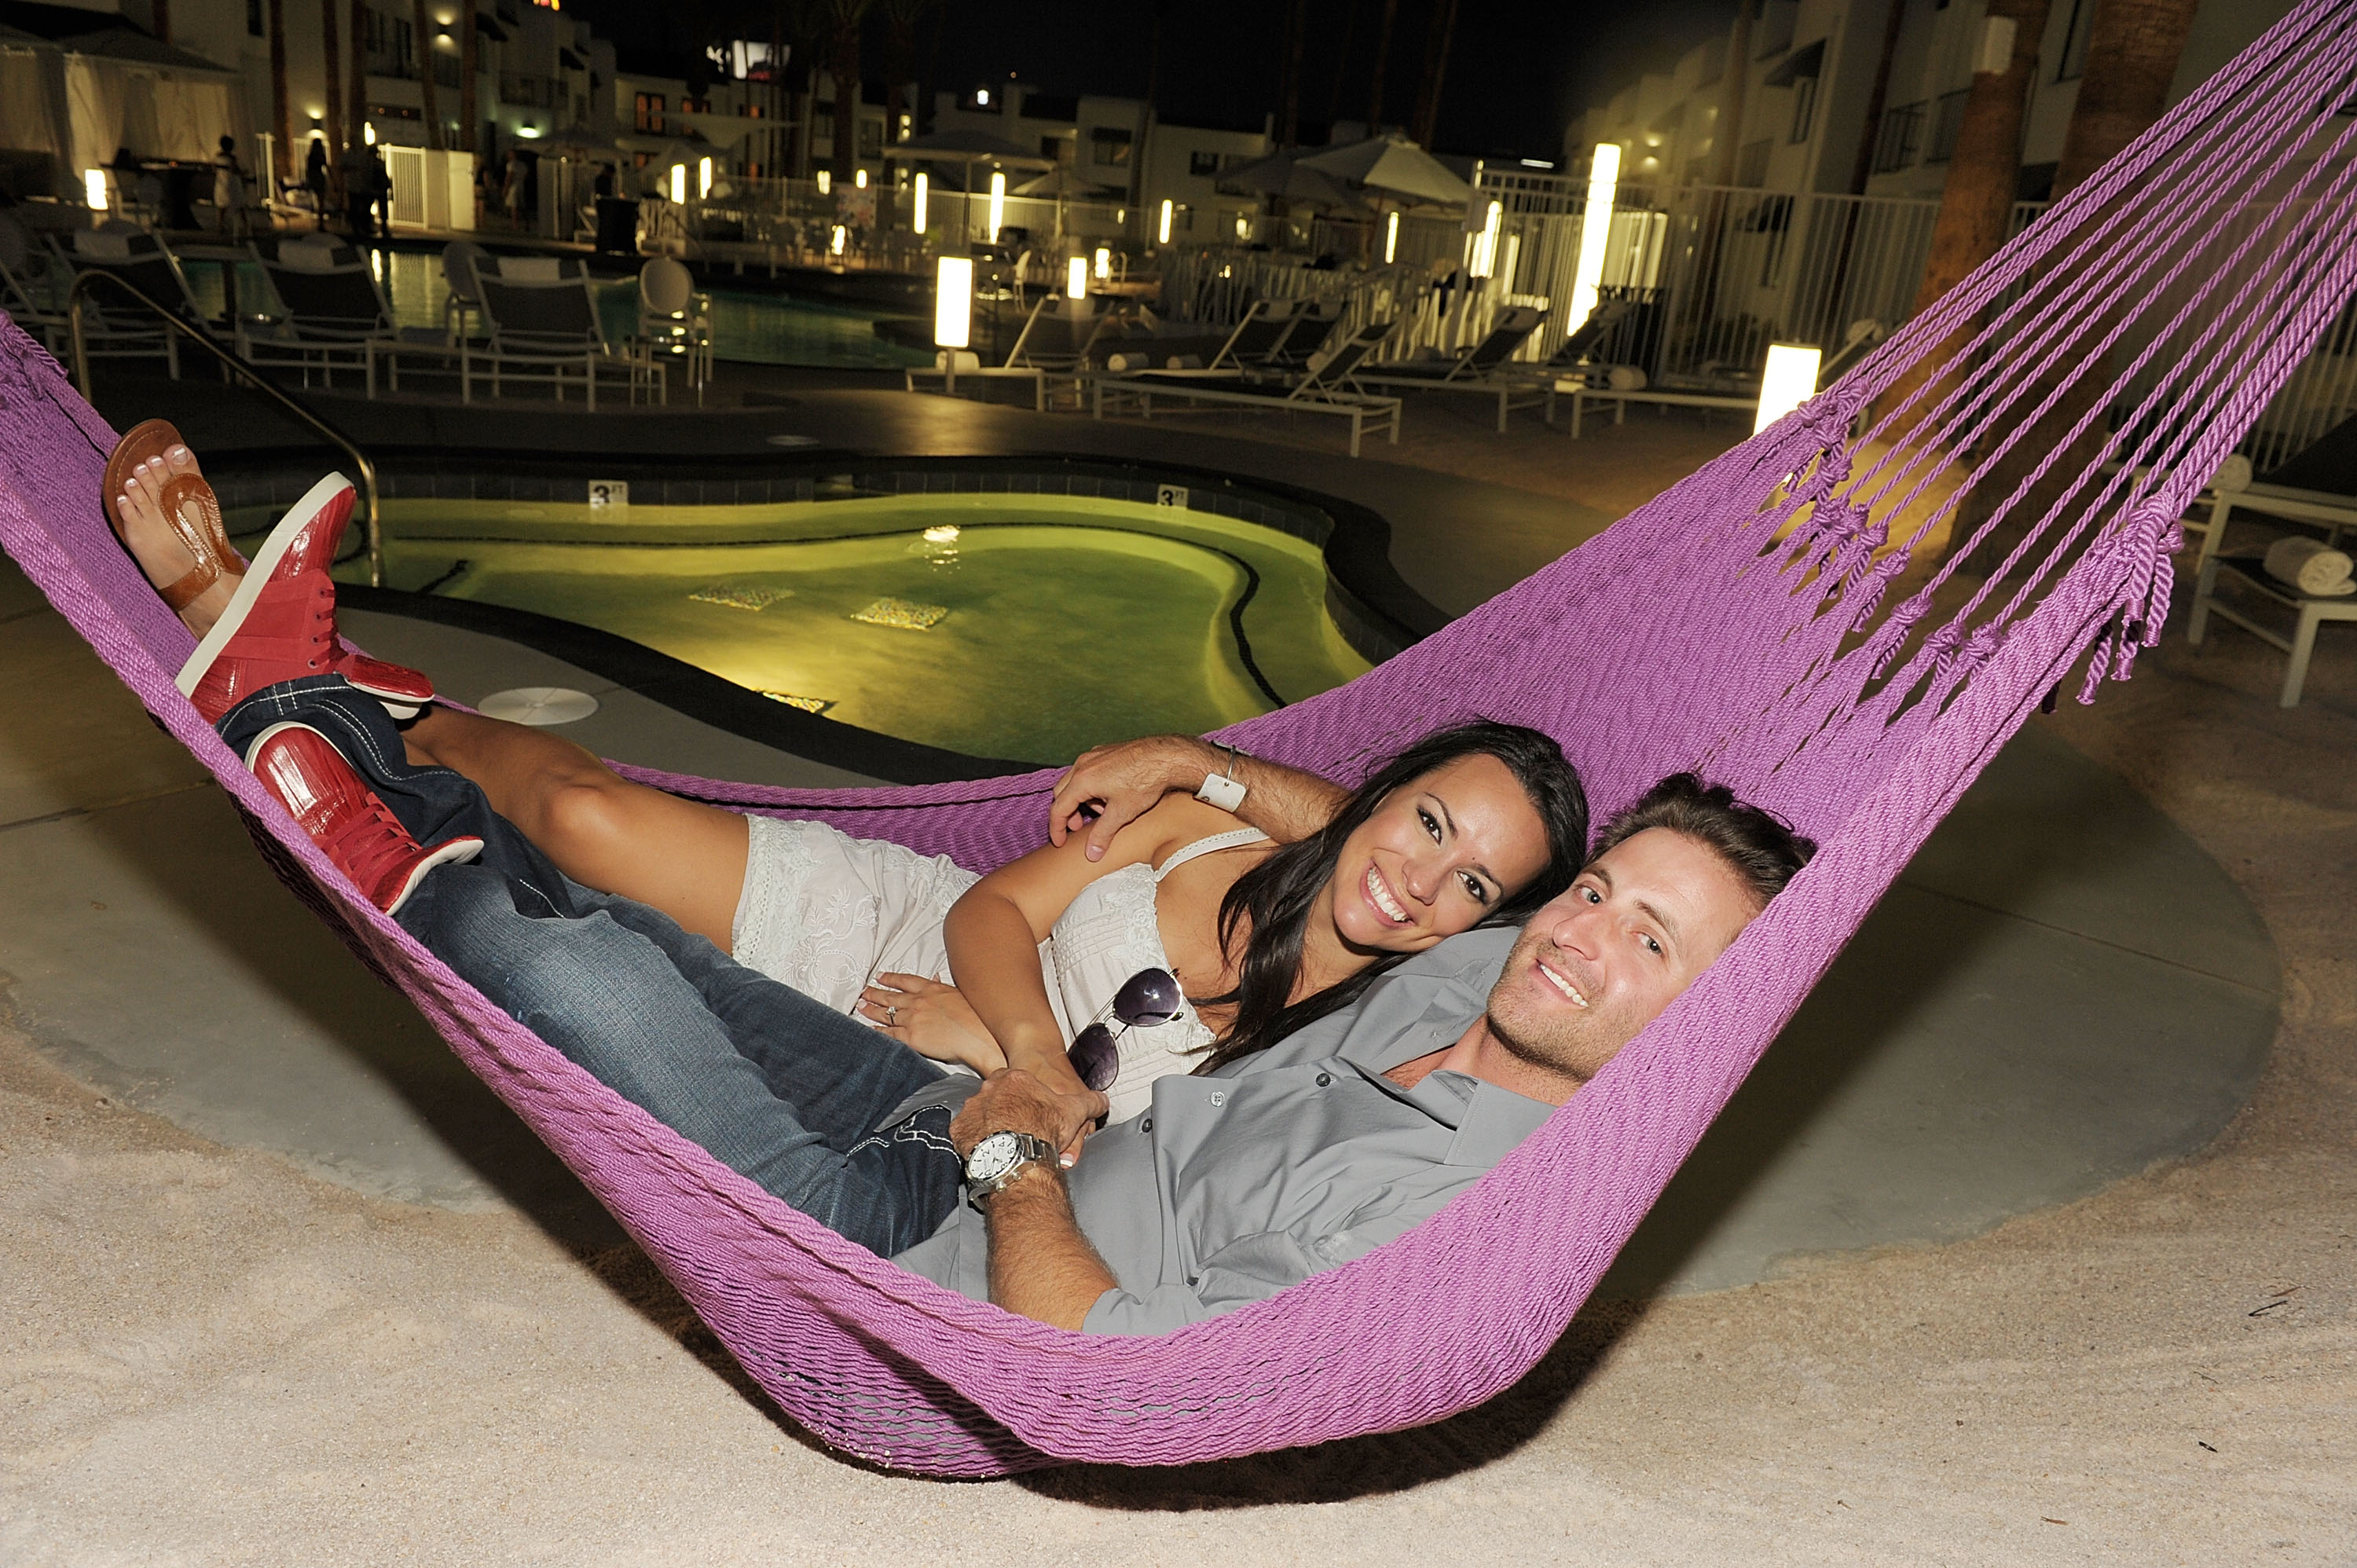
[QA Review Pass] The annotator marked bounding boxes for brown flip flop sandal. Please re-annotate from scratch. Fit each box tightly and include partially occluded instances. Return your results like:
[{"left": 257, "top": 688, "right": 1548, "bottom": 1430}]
[{"left": 101, "top": 418, "right": 248, "bottom": 613}]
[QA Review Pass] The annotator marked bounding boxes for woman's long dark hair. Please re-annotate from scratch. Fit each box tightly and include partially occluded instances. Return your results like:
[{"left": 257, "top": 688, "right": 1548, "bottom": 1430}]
[{"left": 1192, "top": 720, "right": 1589, "bottom": 1072}]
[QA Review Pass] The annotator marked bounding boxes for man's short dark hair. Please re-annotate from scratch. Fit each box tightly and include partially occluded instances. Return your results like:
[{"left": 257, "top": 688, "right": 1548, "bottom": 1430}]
[{"left": 1593, "top": 774, "right": 1816, "bottom": 909}]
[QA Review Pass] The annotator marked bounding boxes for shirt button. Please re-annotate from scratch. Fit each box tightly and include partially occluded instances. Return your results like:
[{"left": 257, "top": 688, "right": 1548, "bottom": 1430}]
[
  {"left": 1315, "top": 1072, "right": 1332, "bottom": 1086},
  {"left": 1139, "top": 1117, "right": 1153, "bottom": 1132},
  {"left": 1208, "top": 1090, "right": 1227, "bottom": 1108}
]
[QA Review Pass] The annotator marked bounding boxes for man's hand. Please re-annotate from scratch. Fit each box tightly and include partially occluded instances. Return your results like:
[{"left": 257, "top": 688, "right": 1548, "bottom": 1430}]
[
  {"left": 954, "top": 1069, "right": 1121, "bottom": 1331},
  {"left": 1047, "top": 735, "right": 1222, "bottom": 860},
  {"left": 951, "top": 1068, "right": 1109, "bottom": 1167}
]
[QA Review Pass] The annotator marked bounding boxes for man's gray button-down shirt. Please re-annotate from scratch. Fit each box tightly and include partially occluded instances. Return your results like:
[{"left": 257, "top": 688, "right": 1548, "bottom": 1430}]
[{"left": 890, "top": 925, "right": 1546, "bottom": 1335}]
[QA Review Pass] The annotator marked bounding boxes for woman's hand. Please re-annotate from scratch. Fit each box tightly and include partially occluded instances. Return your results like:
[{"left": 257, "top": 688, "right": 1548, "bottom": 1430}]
[{"left": 857, "top": 973, "right": 1008, "bottom": 1076}]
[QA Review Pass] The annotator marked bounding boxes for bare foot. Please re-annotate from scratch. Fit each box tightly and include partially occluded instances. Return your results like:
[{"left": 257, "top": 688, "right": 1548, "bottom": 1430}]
[{"left": 112, "top": 443, "right": 244, "bottom": 636}]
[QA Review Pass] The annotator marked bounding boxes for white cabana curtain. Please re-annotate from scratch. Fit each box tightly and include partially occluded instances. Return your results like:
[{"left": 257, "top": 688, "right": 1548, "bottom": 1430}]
[
  {"left": 126, "top": 75, "right": 233, "bottom": 161},
  {"left": 0, "top": 51, "right": 61, "bottom": 157},
  {"left": 65, "top": 57, "right": 126, "bottom": 172},
  {"left": 66, "top": 59, "right": 230, "bottom": 169}
]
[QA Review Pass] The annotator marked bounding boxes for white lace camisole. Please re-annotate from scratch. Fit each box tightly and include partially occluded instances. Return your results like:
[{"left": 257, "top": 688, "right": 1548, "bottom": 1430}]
[{"left": 731, "top": 817, "right": 1270, "bottom": 1123}]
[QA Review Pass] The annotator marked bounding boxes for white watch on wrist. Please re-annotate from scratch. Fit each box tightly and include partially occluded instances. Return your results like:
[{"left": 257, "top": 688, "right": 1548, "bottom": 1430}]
[
  {"left": 1193, "top": 741, "right": 1248, "bottom": 813},
  {"left": 963, "top": 1130, "right": 1058, "bottom": 1206}
]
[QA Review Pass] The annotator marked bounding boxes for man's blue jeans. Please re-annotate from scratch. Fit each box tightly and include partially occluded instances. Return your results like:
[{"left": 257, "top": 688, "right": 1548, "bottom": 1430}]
[{"left": 217, "top": 677, "right": 964, "bottom": 1257}]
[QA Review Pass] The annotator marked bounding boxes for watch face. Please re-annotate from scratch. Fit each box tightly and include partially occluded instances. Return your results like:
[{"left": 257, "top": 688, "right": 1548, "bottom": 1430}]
[{"left": 966, "top": 1130, "right": 1021, "bottom": 1183}]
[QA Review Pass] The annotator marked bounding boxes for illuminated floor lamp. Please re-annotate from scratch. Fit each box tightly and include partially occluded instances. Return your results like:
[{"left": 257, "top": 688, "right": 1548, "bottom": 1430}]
[
  {"left": 1753, "top": 343, "right": 1823, "bottom": 434},
  {"left": 1566, "top": 142, "right": 1622, "bottom": 334},
  {"left": 936, "top": 254, "right": 973, "bottom": 395}
]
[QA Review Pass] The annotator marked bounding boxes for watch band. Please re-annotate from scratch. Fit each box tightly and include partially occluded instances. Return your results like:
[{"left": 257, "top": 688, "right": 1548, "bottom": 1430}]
[{"left": 1194, "top": 742, "right": 1249, "bottom": 813}]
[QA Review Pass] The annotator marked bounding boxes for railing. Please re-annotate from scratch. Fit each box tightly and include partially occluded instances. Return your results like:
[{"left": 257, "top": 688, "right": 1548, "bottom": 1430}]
[{"left": 66, "top": 270, "right": 384, "bottom": 588}]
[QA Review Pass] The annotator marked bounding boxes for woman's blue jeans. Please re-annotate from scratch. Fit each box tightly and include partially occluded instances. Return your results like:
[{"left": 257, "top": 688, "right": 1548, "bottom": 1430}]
[{"left": 217, "top": 677, "right": 963, "bottom": 1257}]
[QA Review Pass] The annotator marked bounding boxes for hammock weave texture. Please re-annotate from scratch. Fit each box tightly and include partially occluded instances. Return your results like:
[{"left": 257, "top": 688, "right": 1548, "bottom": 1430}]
[{"left": 4, "top": 0, "right": 2355, "bottom": 1475}]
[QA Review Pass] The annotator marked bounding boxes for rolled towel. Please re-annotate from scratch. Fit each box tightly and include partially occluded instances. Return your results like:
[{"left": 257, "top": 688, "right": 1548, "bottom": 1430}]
[
  {"left": 1164, "top": 354, "right": 1203, "bottom": 370},
  {"left": 1105, "top": 351, "right": 1147, "bottom": 372},
  {"left": 1607, "top": 365, "right": 1649, "bottom": 392},
  {"left": 935, "top": 349, "right": 980, "bottom": 373},
  {"left": 2264, "top": 534, "right": 2355, "bottom": 596}
]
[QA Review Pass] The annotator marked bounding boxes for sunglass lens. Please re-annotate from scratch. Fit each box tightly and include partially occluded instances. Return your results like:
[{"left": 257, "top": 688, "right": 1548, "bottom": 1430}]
[
  {"left": 1113, "top": 966, "right": 1183, "bottom": 1027},
  {"left": 1068, "top": 1022, "right": 1120, "bottom": 1093}
]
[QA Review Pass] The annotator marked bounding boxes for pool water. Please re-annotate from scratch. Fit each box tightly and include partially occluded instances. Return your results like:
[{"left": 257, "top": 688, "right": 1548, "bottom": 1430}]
[
  {"left": 187, "top": 251, "right": 929, "bottom": 371},
  {"left": 321, "top": 493, "right": 1373, "bottom": 764}
]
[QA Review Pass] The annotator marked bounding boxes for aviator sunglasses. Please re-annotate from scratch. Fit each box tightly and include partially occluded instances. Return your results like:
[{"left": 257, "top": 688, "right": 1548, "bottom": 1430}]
[{"left": 1067, "top": 966, "right": 1184, "bottom": 1093}]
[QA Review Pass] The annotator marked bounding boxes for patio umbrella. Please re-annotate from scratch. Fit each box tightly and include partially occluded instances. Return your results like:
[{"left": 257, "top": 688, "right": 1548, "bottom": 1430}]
[
  {"left": 880, "top": 129, "right": 1056, "bottom": 171},
  {"left": 1299, "top": 134, "right": 1473, "bottom": 208},
  {"left": 1216, "top": 148, "right": 1372, "bottom": 213},
  {"left": 1014, "top": 164, "right": 1109, "bottom": 242}
]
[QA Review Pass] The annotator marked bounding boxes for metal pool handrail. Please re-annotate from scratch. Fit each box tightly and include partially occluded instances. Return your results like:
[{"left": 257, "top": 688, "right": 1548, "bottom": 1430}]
[{"left": 66, "top": 269, "right": 383, "bottom": 587}]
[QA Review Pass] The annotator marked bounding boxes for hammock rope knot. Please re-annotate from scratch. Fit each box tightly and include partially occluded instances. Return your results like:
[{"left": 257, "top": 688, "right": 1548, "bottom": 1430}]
[{"left": 2077, "top": 498, "right": 2186, "bottom": 697}]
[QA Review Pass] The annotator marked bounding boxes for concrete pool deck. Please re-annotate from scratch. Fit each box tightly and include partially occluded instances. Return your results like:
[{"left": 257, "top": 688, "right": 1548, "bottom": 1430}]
[{"left": 4, "top": 365, "right": 2351, "bottom": 1558}]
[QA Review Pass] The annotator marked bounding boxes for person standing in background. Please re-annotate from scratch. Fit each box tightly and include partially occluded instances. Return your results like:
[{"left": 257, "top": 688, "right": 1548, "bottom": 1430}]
[
  {"left": 302, "top": 137, "right": 330, "bottom": 232},
  {"left": 212, "top": 136, "right": 250, "bottom": 239}
]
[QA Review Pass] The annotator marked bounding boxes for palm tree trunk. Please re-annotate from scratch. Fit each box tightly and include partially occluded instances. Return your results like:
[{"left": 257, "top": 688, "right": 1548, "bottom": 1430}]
[
  {"left": 1955, "top": 0, "right": 2203, "bottom": 571},
  {"left": 319, "top": 0, "right": 344, "bottom": 201},
  {"left": 411, "top": 0, "right": 444, "bottom": 152},
  {"left": 831, "top": 21, "right": 860, "bottom": 180},
  {"left": 152, "top": 0, "right": 170, "bottom": 45},
  {"left": 459, "top": 0, "right": 478, "bottom": 155},
  {"left": 1277, "top": 0, "right": 1309, "bottom": 145},
  {"left": 1410, "top": 0, "right": 1461, "bottom": 147},
  {"left": 1325, "top": 0, "right": 1359, "bottom": 128},
  {"left": 268, "top": 0, "right": 294, "bottom": 194},
  {"left": 1365, "top": 0, "right": 1398, "bottom": 133},
  {"left": 1877, "top": 0, "right": 2051, "bottom": 432},
  {"left": 2054, "top": 0, "right": 2200, "bottom": 194},
  {"left": 349, "top": 0, "right": 368, "bottom": 155}
]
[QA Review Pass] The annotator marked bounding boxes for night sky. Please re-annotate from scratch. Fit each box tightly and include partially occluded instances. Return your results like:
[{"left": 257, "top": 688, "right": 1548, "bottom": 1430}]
[{"left": 566, "top": 0, "right": 1739, "bottom": 163}]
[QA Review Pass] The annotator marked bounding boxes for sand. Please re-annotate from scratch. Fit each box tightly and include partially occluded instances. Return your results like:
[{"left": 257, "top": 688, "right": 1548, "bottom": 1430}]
[{"left": 3, "top": 556, "right": 2352, "bottom": 1563}]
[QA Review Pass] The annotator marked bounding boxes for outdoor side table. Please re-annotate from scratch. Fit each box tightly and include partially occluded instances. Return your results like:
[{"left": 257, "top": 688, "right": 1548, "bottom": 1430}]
[{"left": 2188, "top": 552, "right": 2357, "bottom": 707}]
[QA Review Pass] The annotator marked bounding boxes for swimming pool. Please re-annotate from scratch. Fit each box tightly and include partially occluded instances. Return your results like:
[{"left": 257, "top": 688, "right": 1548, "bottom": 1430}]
[{"left": 275, "top": 486, "right": 1387, "bottom": 765}]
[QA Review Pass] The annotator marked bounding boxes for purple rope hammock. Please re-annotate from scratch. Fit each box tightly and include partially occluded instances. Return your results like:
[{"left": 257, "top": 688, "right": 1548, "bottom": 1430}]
[{"left": 5, "top": 0, "right": 2355, "bottom": 1474}]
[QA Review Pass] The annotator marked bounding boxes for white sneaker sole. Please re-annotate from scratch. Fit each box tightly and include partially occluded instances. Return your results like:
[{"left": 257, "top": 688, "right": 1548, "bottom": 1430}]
[{"left": 175, "top": 470, "right": 354, "bottom": 699}]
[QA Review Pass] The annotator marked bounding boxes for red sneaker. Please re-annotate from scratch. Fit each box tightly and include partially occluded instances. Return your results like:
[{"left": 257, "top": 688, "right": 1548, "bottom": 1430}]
[
  {"left": 174, "top": 472, "right": 435, "bottom": 723},
  {"left": 245, "top": 721, "right": 483, "bottom": 917}
]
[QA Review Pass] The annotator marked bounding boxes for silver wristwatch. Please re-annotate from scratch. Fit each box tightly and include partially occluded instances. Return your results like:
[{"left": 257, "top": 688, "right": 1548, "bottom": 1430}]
[{"left": 963, "top": 1130, "right": 1058, "bottom": 1205}]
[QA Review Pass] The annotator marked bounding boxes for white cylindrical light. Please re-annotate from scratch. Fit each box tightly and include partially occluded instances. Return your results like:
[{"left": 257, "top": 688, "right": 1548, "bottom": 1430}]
[
  {"left": 363, "top": 121, "right": 376, "bottom": 145},
  {"left": 1567, "top": 141, "right": 1622, "bottom": 332},
  {"left": 83, "top": 168, "right": 107, "bottom": 210},
  {"left": 934, "top": 255, "right": 973, "bottom": 349},
  {"left": 698, "top": 156, "right": 712, "bottom": 198},
  {"left": 816, "top": 168, "right": 831, "bottom": 195},
  {"left": 987, "top": 169, "right": 1006, "bottom": 238},
  {"left": 1384, "top": 210, "right": 1399, "bottom": 264},
  {"left": 1157, "top": 198, "right": 1173, "bottom": 244},
  {"left": 670, "top": 163, "right": 686, "bottom": 203},
  {"left": 1067, "top": 255, "right": 1087, "bottom": 299},
  {"left": 831, "top": 224, "right": 847, "bottom": 255},
  {"left": 1469, "top": 199, "right": 1503, "bottom": 278},
  {"left": 855, "top": 167, "right": 867, "bottom": 189},
  {"left": 1753, "top": 343, "right": 1824, "bottom": 434},
  {"left": 1093, "top": 245, "right": 1110, "bottom": 278},
  {"left": 913, "top": 171, "right": 929, "bottom": 233}
]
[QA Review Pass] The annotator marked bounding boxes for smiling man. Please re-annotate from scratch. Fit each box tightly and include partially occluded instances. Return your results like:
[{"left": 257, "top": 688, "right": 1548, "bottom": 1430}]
[{"left": 904, "top": 774, "right": 1815, "bottom": 1333}]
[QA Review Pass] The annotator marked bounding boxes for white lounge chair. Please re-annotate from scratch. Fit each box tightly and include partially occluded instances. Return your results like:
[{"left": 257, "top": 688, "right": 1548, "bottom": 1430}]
[
  {"left": 462, "top": 258, "right": 665, "bottom": 408},
  {"left": 1087, "top": 321, "right": 1404, "bottom": 456},
  {"left": 635, "top": 256, "right": 713, "bottom": 405}
]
